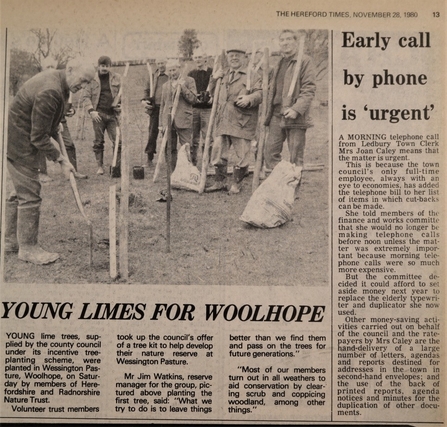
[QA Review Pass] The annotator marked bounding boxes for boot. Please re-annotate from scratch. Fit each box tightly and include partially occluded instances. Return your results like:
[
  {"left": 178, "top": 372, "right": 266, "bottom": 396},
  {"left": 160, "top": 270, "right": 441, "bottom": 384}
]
[
  {"left": 144, "top": 153, "right": 152, "bottom": 168},
  {"left": 17, "top": 207, "right": 59, "bottom": 265},
  {"left": 95, "top": 151, "right": 104, "bottom": 175},
  {"left": 4, "top": 199, "right": 18, "bottom": 252},
  {"left": 205, "top": 165, "right": 228, "bottom": 192},
  {"left": 228, "top": 166, "right": 247, "bottom": 194},
  {"left": 73, "top": 171, "right": 88, "bottom": 179}
]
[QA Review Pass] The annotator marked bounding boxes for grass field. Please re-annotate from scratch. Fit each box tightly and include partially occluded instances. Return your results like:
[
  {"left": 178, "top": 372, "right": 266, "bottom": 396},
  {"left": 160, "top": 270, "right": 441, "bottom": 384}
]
[{"left": 3, "top": 64, "right": 329, "bottom": 286}]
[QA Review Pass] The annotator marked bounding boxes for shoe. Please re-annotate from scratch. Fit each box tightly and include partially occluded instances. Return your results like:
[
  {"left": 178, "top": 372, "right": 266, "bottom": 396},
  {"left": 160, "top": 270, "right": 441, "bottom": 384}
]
[
  {"left": 19, "top": 245, "right": 59, "bottom": 264},
  {"left": 227, "top": 166, "right": 246, "bottom": 195},
  {"left": 39, "top": 173, "right": 53, "bottom": 183},
  {"left": 96, "top": 166, "right": 104, "bottom": 175},
  {"left": 205, "top": 165, "right": 228, "bottom": 192},
  {"left": 228, "top": 183, "right": 241, "bottom": 194},
  {"left": 205, "top": 181, "right": 227, "bottom": 192},
  {"left": 73, "top": 171, "right": 88, "bottom": 179},
  {"left": 144, "top": 154, "right": 153, "bottom": 168}
]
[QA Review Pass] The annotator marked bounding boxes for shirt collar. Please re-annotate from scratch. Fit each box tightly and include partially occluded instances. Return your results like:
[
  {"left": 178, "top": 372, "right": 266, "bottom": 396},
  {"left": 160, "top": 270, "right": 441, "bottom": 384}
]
[{"left": 229, "top": 67, "right": 247, "bottom": 76}]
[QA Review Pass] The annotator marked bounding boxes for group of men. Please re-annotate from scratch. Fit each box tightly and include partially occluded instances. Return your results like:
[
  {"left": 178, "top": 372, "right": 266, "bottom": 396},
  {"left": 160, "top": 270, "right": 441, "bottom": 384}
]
[
  {"left": 141, "top": 29, "right": 316, "bottom": 194},
  {"left": 4, "top": 29, "right": 316, "bottom": 265}
]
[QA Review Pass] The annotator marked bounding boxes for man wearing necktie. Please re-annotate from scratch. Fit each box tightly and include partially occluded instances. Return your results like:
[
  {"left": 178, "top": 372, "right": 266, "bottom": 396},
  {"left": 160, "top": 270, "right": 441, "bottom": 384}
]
[
  {"left": 159, "top": 59, "right": 198, "bottom": 172},
  {"left": 206, "top": 47, "right": 262, "bottom": 194}
]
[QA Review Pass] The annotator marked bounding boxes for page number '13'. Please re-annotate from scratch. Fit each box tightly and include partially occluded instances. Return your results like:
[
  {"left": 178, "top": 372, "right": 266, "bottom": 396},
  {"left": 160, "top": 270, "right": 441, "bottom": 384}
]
[{"left": 433, "top": 12, "right": 440, "bottom": 17}]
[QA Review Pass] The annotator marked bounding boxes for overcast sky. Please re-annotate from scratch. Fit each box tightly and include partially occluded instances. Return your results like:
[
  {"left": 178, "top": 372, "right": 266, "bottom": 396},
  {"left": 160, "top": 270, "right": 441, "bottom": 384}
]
[{"left": 9, "top": 29, "right": 282, "bottom": 62}]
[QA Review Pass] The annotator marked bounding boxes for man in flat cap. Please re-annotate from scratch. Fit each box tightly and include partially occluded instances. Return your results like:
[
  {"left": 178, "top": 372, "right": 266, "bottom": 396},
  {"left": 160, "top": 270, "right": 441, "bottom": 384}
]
[
  {"left": 206, "top": 47, "right": 262, "bottom": 194},
  {"left": 5, "top": 58, "right": 95, "bottom": 264},
  {"left": 82, "top": 55, "right": 122, "bottom": 175},
  {"left": 264, "top": 30, "right": 316, "bottom": 174},
  {"left": 159, "top": 59, "right": 197, "bottom": 172},
  {"left": 141, "top": 57, "right": 168, "bottom": 167}
]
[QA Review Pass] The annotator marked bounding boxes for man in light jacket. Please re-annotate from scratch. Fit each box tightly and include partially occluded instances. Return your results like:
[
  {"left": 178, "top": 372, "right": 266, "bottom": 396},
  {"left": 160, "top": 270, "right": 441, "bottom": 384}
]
[
  {"left": 82, "top": 56, "right": 122, "bottom": 175},
  {"left": 159, "top": 59, "right": 197, "bottom": 172},
  {"left": 206, "top": 47, "right": 262, "bottom": 194}
]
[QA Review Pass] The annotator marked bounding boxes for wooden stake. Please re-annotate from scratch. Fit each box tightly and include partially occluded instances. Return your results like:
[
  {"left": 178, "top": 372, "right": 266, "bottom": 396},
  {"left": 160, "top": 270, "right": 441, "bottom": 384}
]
[
  {"left": 252, "top": 47, "right": 270, "bottom": 192},
  {"left": 118, "top": 63, "right": 130, "bottom": 281},
  {"left": 111, "top": 125, "right": 121, "bottom": 169},
  {"left": 146, "top": 62, "right": 154, "bottom": 97},
  {"left": 107, "top": 62, "right": 130, "bottom": 280},
  {"left": 80, "top": 108, "right": 86, "bottom": 140},
  {"left": 246, "top": 41, "right": 256, "bottom": 92},
  {"left": 198, "top": 49, "right": 225, "bottom": 193},
  {"left": 287, "top": 36, "right": 305, "bottom": 98},
  {"left": 166, "top": 113, "right": 172, "bottom": 253},
  {"left": 145, "top": 62, "right": 154, "bottom": 165},
  {"left": 109, "top": 184, "right": 117, "bottom": 279},
  {"left": 74, "top": 89, "right": 84, "bottom": 140}
]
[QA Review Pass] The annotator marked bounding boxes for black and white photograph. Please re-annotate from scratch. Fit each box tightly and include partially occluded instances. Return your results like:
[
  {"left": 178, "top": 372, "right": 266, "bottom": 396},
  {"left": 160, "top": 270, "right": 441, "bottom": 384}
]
[
  {"left": 2, "top": 27, "right": 329, "bottom": 286},
  {"left": 0, "top": 0, "right": 444, "bottom": 425}
]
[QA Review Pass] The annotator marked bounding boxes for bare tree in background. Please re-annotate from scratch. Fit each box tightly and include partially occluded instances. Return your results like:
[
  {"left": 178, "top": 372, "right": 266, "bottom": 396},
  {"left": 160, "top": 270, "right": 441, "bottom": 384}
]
[
  {"left": 30, "top": 28, "right": 76, "bottom": 68},
  {"left": 297, "top": 29, "right": 329, "bottom": 104},
  {"left": 10, "top": 28, "right": 87, "bottom": 95},
  {"left": 304, "top": 30, "right": 328, "bottom": 81}
]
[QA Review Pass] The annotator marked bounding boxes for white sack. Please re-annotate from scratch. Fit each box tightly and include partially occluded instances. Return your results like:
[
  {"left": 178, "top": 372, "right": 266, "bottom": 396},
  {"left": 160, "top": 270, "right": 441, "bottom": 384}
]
[
  {"left": 240, "top": 160, "right": 302, "bottom": 228},
  {"left": 171, "top": 144, "right": 201, "bottom": 192}
]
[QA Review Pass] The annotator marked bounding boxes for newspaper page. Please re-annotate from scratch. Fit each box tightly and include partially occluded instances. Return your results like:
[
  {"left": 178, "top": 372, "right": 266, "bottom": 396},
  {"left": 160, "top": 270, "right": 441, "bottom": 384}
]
[{"left": 0, "top": 0, "right": 445, "bottom": 424}]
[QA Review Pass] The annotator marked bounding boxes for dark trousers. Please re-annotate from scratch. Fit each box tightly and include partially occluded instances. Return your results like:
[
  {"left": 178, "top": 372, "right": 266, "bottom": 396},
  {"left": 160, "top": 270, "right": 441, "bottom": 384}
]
[
  {"left": 192, "top": 108, "right": 212, "bottom": 164},
  {"left": 61, "top": 120, "right": 77, "bottom": 170},
  {"left": 264, "top": 114, "right": 307, "bottom": 171},
  {"left": 92, "top": 111, "right": 121, "bottom": 167},
  {"left": 7, "top": 159, "right": 41, "bottom": 209},
  {"left": 165, "top": 125, "right": 192, "bottom": 172},
  {"left": 144, "top": 105, "right": 160, "bottom": 162}
]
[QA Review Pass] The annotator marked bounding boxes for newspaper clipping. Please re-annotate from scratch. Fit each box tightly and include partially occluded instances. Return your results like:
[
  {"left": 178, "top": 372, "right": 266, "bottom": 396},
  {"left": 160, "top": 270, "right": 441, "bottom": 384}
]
[{"left": 0, "top": 0, "right": 445, "bottom": 424}]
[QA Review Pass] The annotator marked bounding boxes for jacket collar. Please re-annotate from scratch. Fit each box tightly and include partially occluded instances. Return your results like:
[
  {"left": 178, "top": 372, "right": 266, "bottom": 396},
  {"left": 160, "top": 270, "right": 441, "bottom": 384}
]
[
  {"left": 94, "top": 70, "right": 112, "bottom": 83},
  {"left": 281, "top": 51, "right": 299, "bottom": 64},
  {"left": 227, "top": 67, "right": 247, "bottom": 83}
]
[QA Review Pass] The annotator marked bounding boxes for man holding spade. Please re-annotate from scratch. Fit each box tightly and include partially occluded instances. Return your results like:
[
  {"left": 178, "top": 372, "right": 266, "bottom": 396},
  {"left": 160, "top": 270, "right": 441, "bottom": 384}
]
[
  {"left": 5, "top": 58, "right": 95, "bottom": 265},
  {"left": 264, "top": 30, "right": 316, "bottom": 172},
  {"left": 206, "top": 46, "right": 262, "bottom": 194},
  {"left": 159, "top": 59, "right": 197, "bottom": 173}
]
